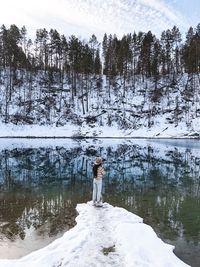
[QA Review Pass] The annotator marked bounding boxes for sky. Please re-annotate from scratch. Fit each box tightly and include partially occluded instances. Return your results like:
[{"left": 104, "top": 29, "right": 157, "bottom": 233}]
[{"left": 0, "top": 0, "right": 200, "bottom": 41}]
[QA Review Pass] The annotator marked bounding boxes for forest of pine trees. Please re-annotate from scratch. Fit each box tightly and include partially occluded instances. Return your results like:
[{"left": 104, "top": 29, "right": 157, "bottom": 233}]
[
  {"left": 0, "top": 23, "right": 200, "bottom": 128},
  {"left": 1, "top": 24, "right": 200, "bottom": 79}
]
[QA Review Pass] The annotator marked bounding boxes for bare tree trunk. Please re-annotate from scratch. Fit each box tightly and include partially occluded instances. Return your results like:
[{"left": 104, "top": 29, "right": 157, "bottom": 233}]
[
  {"left": 28, "top": 72, "right": 33, "bottom": 114},
  {"left": 5, "top": 83, "right": 9, "bottom": 123},
  {"left": 9, "top": 66, "right": 13, "bottom": 101},
  {"left": 86, "top": 74, "right": 89, "bottom": 113},
  {"left": 81, "top": 74, "right": 85, "bottom": 115},
  {"left": 59, "top": 67, "right": 64, "bottom": 113}
]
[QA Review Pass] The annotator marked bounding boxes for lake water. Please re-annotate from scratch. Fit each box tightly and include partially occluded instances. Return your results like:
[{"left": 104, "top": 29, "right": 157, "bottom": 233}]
[{"left": 0, "top": 138, "right": 199, "bottom": 266}]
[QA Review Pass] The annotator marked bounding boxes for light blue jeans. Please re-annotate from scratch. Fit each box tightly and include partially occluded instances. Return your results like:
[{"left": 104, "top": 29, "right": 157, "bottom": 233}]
[{"left": 92, "top": 178, "right": 102, "bottom": 203}]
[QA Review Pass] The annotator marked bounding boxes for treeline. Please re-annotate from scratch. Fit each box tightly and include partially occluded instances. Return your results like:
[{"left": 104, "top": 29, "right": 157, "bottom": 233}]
[
  {"left": 1, "top": 23, "right": 200, "bottom": 77},
  {"left": 0, "top": 25, "right": 102, "bottom": 73}
]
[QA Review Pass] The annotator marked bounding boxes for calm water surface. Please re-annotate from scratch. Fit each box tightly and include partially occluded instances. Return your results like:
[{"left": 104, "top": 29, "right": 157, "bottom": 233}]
[{"left": 0, "top": 139, "right": 199, "bottom": 266}]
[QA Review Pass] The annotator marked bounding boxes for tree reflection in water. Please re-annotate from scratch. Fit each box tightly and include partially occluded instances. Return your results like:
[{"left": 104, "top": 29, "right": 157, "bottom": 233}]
[{"left": 0, "top": 140, "right": 199, "bottom": 265}]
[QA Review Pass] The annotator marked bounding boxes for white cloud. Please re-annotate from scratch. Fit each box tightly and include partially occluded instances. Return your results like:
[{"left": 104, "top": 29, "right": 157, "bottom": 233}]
[{"left": 0, "top": 0, "right": 189, "bottom": 40}]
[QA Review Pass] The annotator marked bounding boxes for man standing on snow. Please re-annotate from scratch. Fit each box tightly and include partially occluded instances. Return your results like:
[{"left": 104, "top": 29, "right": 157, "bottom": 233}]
[{"left": 92, "top": 156, "right": 104, "bottom": 206}]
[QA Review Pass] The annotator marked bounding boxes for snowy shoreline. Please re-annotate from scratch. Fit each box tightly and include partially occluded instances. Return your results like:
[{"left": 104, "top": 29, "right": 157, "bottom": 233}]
[
  {"left": 0, "top": 202, "right": 190, "bottom": 267},
  {"left": 0, "top": 122, "right": 199, "bottom": 139},
  {"left": 0, "top": 136, "right": 199, "bottom": 139}
]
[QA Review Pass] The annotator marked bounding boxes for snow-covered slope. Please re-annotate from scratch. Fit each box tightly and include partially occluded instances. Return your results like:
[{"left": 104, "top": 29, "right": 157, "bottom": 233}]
[
  {"left": 0, "top": 202, "right": 190, "bottom": 267},
  {"left": 0, "top": 70, "right": 200, "bottom": 138}
]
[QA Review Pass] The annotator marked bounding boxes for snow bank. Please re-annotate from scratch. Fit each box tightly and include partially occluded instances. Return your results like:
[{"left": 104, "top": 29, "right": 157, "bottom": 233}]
[
  {"left": 0, "top": 121, "right": 199, "bottom": 138},
  {"left": 0, "top": 122, "right": 77, "bottom": 138},
  {"left": 0, "top": 202, "right": 190, "bottom": 267}
]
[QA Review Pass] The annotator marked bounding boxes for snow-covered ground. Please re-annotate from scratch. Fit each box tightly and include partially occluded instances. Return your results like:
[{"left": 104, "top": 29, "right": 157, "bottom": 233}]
[
  {"left": 0, "top": 121, "right": 199, "bottom": 138},
  {"left": 0, "top": 202, "right": 190, "bottom": 267}
]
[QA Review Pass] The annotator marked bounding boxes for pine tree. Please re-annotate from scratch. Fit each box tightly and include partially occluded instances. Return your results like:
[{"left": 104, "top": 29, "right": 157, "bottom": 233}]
[
  {"left": 94, "top": 48, "right": 101, "bottom": 75},
  {"left": 140, "top": 31, "right": 154, "bottom": 77},
  {"left": 35, "top": 28, "right": 49, "bottom": 70}
]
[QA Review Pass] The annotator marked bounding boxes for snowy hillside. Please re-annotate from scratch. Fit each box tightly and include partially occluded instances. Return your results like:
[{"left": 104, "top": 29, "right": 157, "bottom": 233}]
[{"left": 0, "top": 70, "right": 200, "bottom": 138}]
